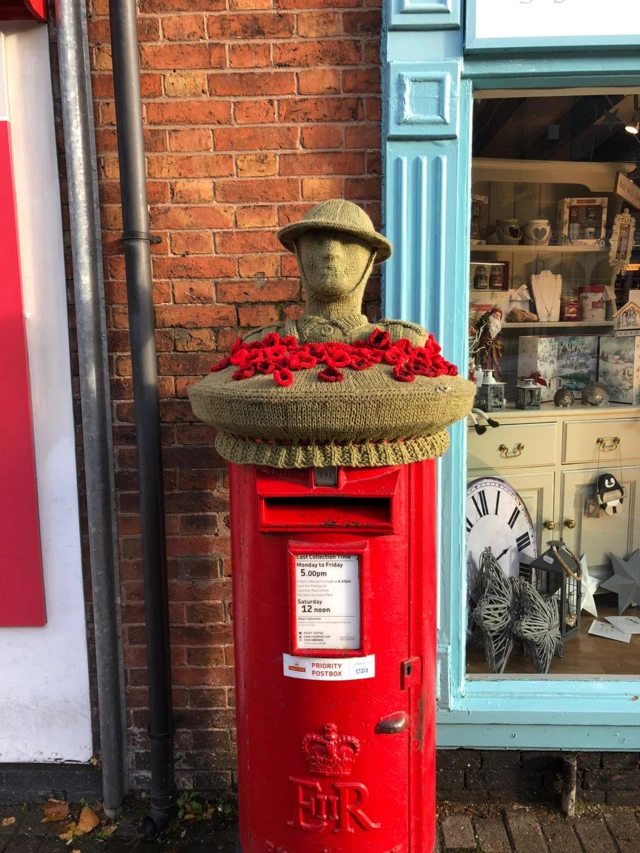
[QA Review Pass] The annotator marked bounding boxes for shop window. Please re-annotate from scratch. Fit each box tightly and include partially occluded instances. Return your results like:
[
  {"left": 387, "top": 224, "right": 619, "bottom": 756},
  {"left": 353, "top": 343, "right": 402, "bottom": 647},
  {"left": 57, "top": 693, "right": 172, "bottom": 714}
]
[{"left": 465, "top": 92, "right": 640, "bottom": 677}]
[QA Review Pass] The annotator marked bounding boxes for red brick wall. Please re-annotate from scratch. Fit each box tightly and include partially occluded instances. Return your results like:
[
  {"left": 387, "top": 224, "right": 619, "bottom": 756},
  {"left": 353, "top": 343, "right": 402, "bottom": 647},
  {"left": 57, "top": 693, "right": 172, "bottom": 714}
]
[{"left": 84, "top": 0, "right": 382, "bottom": 790}]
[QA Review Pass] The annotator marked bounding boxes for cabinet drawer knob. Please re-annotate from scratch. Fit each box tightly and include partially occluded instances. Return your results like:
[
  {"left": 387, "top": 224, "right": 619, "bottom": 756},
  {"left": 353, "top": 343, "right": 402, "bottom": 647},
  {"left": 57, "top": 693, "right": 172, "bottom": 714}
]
[
  {"left": 597, "top": 436, "right": 620, "bottom": 452},
  {"left": 544, "top": 520, "right": 556, "bottom": 530},
  {"left": 499, "top": 443, "right": 524, "bottom": 458},
  {"left": 564, "top": 519, "right": 576, "bottom": 529}
]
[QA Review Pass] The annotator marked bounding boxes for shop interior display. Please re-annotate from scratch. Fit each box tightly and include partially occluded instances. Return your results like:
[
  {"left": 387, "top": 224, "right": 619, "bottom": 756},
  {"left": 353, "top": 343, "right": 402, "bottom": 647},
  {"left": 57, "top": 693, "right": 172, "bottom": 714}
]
[{"left": 466, "top": 92, "right": 640, "bottom": 677}]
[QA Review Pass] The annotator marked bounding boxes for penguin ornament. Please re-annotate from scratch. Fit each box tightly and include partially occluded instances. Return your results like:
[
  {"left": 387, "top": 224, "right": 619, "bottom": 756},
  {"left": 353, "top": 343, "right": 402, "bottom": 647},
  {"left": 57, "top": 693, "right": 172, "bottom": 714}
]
[{"left": 596, "top": 473, "right": 626, "bottom": 516}]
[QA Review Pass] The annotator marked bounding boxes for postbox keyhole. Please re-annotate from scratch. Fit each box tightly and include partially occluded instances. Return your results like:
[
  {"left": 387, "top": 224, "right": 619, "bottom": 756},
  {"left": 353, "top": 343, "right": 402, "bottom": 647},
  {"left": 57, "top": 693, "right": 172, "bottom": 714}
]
[{"left": 401, "top": 657, "right": 421, "bottom": 689}]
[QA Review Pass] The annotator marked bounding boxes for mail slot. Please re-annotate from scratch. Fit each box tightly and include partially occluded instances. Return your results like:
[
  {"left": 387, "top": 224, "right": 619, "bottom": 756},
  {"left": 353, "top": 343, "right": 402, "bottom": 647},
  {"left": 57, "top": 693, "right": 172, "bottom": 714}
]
[
  {"left": 261, "top": 496, "right": 393, "bottom": 532},
  {"left": 230, "top": 460, "right": 438, "bottom": 852}
]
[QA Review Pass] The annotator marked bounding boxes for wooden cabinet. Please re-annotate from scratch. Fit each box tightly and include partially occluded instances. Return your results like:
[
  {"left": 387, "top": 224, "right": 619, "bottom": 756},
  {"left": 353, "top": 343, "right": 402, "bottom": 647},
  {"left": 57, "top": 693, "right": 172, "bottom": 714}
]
[{"left": 468, "top": 404, "right": 640, "bottom": 575}]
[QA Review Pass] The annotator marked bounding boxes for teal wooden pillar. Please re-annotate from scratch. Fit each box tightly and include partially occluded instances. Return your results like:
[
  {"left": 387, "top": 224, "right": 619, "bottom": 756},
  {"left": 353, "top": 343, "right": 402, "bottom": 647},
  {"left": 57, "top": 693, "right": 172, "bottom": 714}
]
[
  {"left": 384, "top": 13, "right": 471, "bottom": 713},
  {"left": 383, "top": 5, "right": 640, "bottom": 750}
]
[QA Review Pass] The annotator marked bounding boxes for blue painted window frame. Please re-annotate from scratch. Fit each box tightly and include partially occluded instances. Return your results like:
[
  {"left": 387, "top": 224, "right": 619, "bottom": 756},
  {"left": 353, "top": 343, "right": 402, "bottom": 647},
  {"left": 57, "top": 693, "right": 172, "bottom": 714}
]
[
  {"left": 384, "top": 33, "right": 640, "bottom": 750},
  {"left": 465, "top": 0, "right": 640, "bottom": 53}
]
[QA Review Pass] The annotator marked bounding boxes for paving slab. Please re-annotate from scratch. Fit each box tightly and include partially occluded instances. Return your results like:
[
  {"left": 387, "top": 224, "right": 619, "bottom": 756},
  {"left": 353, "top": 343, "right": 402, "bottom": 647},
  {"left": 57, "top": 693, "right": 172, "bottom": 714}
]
[
  {"left": 475, "top": 817, "right": 512, "bottom": 853},
  {"left": 441, "top": 815, "right": 477, "bottom": 851},
  {"left": 604, "top": 812, "right": 640, "bottom": 853},
  {"left": 2, "top": 839, "right": 41, "bottom": 853},
  {"left": 540, "top": 820, "right": 581, "bottom": 853},
  {"left": 505, "top": 812, "right": 549, "bottom": 853},
  {"left": 573, "top": 818, "right": 618, "bottom": 853}
]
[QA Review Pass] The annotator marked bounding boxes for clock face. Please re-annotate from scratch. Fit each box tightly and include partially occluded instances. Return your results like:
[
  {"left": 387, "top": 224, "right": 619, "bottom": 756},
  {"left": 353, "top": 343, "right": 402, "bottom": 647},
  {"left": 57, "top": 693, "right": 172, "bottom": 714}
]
[{"left": 467, "top": 477, "right": 538, "bottom": 601}]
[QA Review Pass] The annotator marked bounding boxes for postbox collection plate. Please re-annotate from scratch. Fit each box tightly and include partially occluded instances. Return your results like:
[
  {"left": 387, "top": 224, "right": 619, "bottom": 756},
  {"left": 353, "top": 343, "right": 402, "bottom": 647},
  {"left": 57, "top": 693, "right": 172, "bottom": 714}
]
[{"left": 288, "top": 541, "right": 370, "bottom": 658}]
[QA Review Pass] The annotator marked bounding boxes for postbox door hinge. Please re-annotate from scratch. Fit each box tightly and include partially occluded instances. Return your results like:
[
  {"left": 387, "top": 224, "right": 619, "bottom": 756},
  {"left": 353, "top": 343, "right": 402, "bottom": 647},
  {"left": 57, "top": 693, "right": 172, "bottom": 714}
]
[{"left": 401, "top": 657, "right": 421, "bottom": 690}]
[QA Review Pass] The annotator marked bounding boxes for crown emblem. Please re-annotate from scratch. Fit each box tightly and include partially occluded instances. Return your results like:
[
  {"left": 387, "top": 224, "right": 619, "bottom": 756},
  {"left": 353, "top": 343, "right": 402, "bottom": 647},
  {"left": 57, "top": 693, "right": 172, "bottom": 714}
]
[{"left": 302, "top": 724, "right": 360, "bottom": 778}]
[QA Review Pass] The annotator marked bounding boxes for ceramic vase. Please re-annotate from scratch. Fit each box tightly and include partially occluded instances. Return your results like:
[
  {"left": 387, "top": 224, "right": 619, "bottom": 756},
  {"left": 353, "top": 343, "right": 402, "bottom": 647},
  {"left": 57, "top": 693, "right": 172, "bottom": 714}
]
[
  {"left": 523, "top": 219, "right": 551, "bottom": 246},
  {"left": 496, "top": 219, "right": 522, "bottom": 245}
]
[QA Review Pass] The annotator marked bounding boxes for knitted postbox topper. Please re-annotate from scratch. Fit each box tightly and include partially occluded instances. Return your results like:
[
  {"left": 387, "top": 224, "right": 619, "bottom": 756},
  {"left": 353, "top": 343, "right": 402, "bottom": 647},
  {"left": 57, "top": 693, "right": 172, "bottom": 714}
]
[{"left": 189, "top": 200, "right": 476, "bottom": 468}]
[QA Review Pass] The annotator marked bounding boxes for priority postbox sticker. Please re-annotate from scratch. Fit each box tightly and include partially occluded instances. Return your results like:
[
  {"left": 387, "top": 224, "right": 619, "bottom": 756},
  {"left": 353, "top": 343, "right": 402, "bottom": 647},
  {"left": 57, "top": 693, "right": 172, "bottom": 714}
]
[
  {"left": 283, "top": 654, "right": 375, "bottom": 681},
  {"left": 294, "top": 554, "right": 360, "bottom": 650}
]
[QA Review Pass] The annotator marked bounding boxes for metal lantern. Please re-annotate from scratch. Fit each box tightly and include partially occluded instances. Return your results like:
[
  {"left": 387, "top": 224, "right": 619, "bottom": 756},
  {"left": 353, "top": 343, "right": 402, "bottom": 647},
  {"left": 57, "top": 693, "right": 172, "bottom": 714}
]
[
  {"left": 516, "top": 379, "right": 542, "bottom": 410},
  {"left": 475, "top": 382, "right": 506, "bottom": 412},
  {"left": 529, "top": 541, "right": 582, "bottom": 641}
]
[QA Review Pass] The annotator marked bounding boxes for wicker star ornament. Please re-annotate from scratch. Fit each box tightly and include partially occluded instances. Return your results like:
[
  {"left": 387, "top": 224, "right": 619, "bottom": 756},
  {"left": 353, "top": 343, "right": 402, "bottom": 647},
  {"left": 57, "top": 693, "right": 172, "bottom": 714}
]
[
  {"left": 512, "top": 583, "right": 563, "bottom": 674},
  {"left": 472, "top": 548, "right": 519, "bottom": 673}
]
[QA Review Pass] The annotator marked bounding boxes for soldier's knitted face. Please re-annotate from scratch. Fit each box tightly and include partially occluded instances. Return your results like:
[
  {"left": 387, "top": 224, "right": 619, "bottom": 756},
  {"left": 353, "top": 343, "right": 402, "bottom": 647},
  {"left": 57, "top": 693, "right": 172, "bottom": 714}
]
[{"left": 296, "top": 230, "right": 373, "bottom": 302}]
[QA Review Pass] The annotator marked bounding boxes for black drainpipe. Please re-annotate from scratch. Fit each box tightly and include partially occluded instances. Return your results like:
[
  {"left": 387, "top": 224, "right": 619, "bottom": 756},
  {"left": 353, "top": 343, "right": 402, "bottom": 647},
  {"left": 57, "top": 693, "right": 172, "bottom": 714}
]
[{"left": 108, "top": 0, "right": 175, "bottom": 837}]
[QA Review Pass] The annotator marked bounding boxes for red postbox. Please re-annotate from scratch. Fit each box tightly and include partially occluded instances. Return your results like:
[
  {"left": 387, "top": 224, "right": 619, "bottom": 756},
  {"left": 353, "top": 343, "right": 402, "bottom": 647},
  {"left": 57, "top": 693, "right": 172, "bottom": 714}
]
[
  {"left": 229, "top": 461, "right": 437, "bottom": 853},
  {"left": 188, "top": 201, "right": 475, "bottom": 853}
]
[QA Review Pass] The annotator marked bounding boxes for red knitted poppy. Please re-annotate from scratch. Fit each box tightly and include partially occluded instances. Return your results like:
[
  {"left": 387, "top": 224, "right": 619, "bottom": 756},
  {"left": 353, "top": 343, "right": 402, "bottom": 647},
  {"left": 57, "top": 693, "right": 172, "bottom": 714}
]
[{"left": 209, "top": 330, "right": 458, "bottom": 386}]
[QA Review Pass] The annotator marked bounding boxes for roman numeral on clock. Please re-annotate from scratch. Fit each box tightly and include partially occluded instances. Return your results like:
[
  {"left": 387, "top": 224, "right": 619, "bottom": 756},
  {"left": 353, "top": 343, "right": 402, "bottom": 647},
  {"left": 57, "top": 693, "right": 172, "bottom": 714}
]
[
  {"left": 516, "top": 531, "right": 531, "bottom": 551},
  {"left": 472, "top": 491, "right": 489, "bottom": 519},
  {"left": 466, "top": 517, "right": 473, "bottom": 533},
  {"left": 508, "top": 507, "right": 520, "bottom": 529},
  {"left": 519, "top": 561, "right": 532, "bottom": 582}
]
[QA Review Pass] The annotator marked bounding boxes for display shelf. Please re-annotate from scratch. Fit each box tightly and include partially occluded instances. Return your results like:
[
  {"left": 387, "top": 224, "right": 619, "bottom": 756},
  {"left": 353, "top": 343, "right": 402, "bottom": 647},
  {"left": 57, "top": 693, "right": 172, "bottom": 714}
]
[
  {"left": 472, "top": 158, "right": 634, "bottom": 192},
  {"left": 502, "top": 320, "right": 614, "bottom": 329},
  {"left": 471, "top": 245, "right": 607, "bottom": 254},
  {"left": 468, "top": 402, "right": 640, "bottom": 423}
]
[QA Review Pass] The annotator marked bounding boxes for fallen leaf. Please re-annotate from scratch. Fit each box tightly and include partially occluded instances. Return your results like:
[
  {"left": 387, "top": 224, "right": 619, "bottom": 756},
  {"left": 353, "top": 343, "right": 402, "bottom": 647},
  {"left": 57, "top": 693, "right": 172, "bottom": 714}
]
[
  {"left": 72, "top": 849, "right": 81, "bottom": 853},
  {"left": 75, "top": 806, "right": 100, "bottom": 835},
  {"left": 99, "top": 824, "right": 118, "bottom": 837},
  {"left": 41, "top": 800, "right": 70, "bottom": 823},
  {"left": 57, "top": 822, "right": 77, "bottom": 842},
  {"left": 1, "top": 817, "right": 16, "bottom": 827},
  {"left": 183, "top": 813, "right": 196, "bottom": 821}
]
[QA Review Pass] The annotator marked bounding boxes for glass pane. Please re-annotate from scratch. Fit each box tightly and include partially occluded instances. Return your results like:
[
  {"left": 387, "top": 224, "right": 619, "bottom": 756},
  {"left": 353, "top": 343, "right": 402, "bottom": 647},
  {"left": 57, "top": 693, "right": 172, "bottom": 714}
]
[{"left": 465, "top": 91, "right": 640, "bottom": 677}]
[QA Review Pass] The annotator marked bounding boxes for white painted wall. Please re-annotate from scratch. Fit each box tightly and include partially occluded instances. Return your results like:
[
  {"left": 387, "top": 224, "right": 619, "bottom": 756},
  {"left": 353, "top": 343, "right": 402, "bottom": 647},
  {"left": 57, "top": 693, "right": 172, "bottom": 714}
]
[{"left": 0, "top": 24, "right": 93, "bottom": 762}]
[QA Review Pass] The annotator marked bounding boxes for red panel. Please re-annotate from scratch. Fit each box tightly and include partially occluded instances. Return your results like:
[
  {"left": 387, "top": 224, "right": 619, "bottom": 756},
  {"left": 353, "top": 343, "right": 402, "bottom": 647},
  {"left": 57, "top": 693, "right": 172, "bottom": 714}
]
[
  {"left": 0, "top": 121, "right": 46, "bottom": 626},
  {"left": 0, "top": 0, "right": 46, "bottom": 22}
]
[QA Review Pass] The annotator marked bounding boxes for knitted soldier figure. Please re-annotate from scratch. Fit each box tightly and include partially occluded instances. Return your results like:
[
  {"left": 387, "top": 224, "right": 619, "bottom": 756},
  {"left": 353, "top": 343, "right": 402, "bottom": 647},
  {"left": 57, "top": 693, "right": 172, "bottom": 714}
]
[{"left": 189, "top": 200, "right": 476, "bottom": 468}]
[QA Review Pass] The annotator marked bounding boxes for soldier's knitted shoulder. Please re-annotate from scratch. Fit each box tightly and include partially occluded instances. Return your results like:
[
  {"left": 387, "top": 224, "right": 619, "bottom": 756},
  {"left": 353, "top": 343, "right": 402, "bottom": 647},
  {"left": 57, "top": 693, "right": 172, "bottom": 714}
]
[
  {"left": 242, "top": 322, "right": 293, "bottom": 343},
  {"left": 368, "top": 319, "right": 427, "bottom": 347}
]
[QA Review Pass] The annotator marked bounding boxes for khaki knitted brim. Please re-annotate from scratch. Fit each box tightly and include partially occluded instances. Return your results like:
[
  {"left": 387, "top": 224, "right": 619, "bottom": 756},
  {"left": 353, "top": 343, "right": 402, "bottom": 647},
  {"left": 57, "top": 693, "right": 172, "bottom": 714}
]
[{"left": 214, "top": 430, "right": 450, "bottom": 468}]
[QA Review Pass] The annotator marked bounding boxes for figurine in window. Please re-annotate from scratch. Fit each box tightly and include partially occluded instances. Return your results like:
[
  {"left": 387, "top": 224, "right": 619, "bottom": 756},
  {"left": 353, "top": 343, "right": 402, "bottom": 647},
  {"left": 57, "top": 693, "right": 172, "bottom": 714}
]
[{"left": 596, "top": 473, "right": 625, "bottom": 516}]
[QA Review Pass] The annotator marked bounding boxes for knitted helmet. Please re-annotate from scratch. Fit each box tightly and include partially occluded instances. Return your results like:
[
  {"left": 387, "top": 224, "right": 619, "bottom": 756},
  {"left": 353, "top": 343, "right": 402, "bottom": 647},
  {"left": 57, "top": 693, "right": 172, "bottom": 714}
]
[{"left": 278, "top": 199, "right": 392, "bottom": 263}]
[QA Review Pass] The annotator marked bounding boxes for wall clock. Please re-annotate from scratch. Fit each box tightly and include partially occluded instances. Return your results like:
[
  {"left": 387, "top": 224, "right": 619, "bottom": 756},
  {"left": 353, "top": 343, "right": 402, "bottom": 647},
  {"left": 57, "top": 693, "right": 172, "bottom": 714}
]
[{"left": 467, "top": 477, "right": 538, "bottom": 601}]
